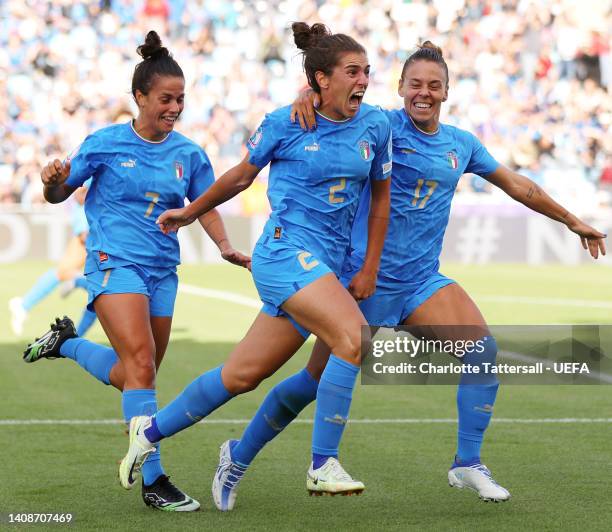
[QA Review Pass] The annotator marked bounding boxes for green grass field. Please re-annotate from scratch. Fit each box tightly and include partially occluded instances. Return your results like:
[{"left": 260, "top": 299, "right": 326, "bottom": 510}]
[{"left": 1, "top": 261, "right": 611, "bottom": 531}]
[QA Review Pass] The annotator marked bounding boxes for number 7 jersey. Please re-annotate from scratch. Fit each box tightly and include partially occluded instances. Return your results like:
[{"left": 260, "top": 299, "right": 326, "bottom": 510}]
[{"left": 66, "top": 121, "right": 215, "bottom": 270}]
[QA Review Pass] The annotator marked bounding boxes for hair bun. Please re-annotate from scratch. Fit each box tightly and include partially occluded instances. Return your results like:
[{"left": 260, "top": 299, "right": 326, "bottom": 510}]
[
  {"left": 291, "top": 22, "right": 331, "bottom": 51},
  {"left": 420, "top": 40, "right": 444, "bottom": 57},
  {"left": 137, "top": 30, "right": 169, "bottom": 60}
]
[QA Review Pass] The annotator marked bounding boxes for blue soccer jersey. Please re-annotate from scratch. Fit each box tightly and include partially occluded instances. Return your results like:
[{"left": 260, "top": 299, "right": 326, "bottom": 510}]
[
  {"left": 349, "top": 108, "right": 499, "bottom": 284},
  {"left": 66, "top": 122, "right": 215, "bottom": 270},
  {"left": 248, "top": 104, "right": 392, "bottom": 274}
]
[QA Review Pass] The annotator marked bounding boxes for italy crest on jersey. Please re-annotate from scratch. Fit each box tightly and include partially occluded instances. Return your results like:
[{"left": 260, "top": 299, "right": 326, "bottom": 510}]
[
  {"left": 175, "top": 161, "right": 184, "bottom": 180},
  {"left": 447, "top": 151, "right": 458, "bottom": 169},
  {"left": 359, "top": 140, "right": 370, "bottom": 160}
]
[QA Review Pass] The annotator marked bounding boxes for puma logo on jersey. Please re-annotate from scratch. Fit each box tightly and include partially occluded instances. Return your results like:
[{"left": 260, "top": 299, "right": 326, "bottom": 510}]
[
  {"left": 304, "top": 143, "right": 319, "bottom": 152},
  {"left": 400, "top": 148, "right": 416, "bottom": 154},
  {"left": 120, "top": 159, "right": 136, "bottom": 168}
]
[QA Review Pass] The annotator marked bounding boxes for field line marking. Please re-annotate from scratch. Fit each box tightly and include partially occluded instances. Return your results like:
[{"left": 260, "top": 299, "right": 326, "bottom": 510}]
[
  {"left": 179, "top": 283, "right": 612, "bottom": 311},
  {"left": 177, "top": 283, "right": 612, "bottom": 382},
  {"left": 2, "top": 418, "right": 612, "bottom": 426},
  {"left": 499, "top": 350, "right": 612, "bottom": 384},
  {"left": 179, "top": 283, "right": 260, "bottom": 308},
  {"left": 475, "top": 294, "right": 612, "bottom": 309}
]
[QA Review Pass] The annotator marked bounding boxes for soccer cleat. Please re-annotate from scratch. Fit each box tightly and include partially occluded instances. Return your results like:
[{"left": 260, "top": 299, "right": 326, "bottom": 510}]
[
  {"left": 119, "top": 416, "right": 156, "bottom": 489},
  {"left": 306, "top": 458, "right": 365, "bottom": 496},
  {"left": 142, "top": 475, "right": 200, "bottom": 512},
  {"left": 212, "top": 439, "right": 247, "bottom": 511},
  {"left": 9, "top": 297, "right": 27, "bottom": 336},
  {"left": 23, "top": 316, "right": 77, "bottom": 362},
  {"left": 448, "top": 462, "right": 511, "bottom": 502}
]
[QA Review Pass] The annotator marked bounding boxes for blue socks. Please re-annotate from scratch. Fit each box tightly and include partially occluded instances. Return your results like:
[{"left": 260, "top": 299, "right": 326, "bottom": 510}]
[
  {"left": 122, "top": 389, "right": 164, "bottom": 486},
  {"left": 312, "top": 355, "right": 359, "bottom": 463},
  {"left": 153, "top": 366, "right": 233, "bottom": 439},
  {"left": 456, "top": 336, "right": 499, "bottom": 464},
  {"left": 232, "top": 368, "right": 319, "bottom": 467},
  {"left": 76, "top": 309, "right": 97, "bottom": 336},
  {"left": 60, "top": 338, "right": 118, "bottom": 385},
  {"left": 22, "top": 269, "right": 59, "bottom": 311}
]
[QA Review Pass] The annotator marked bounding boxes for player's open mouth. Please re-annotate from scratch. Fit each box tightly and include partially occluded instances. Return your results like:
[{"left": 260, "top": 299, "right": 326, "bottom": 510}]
[
  {"left": 161, "top": 115, "right": 178, "bottom": 125},
  {"left": 413, "top": 102, "right": 432, "bottom": 110},
  {"left": 349, "top": 91, "right": 365, "bottom": 109}
]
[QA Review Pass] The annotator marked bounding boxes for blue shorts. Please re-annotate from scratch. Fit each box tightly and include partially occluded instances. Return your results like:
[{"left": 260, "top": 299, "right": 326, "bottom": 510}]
[
  {"left": 340, "top": 267, "right": 455, "bottom": 326},
  {"left": 86, "top": 263, "right": 178, "bottom": 317},
  {"left": 252, "top": 237, "right": 334, "bottom": 339}
]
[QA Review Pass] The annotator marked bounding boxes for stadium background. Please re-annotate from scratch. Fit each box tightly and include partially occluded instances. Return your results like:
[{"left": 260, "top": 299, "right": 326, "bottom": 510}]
[{"left": 1, "top": 0, "right": 611, "bottom": 530}]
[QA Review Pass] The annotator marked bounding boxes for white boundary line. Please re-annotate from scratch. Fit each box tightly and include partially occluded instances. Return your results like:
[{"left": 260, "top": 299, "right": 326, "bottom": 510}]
[
  {"left": 178, "top": 282, "right": 612, "bottom": 311},
  {"left": 1, "top": 418, "right": 611, "bottom": 426}
]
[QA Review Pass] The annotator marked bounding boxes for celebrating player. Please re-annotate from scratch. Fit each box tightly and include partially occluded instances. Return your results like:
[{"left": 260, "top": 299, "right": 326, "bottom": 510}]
[
  {"left": 119, "top": 22, "right": 392, "bottom": 504},
  {"left": 9, "top": 184, "right": 97, "bottom": 337},
  {"left": 212, "top": 41, "right": 607, "bottom": 508},
  {"left": 23, "top": 31, "right": 250, "bottom": 512}
]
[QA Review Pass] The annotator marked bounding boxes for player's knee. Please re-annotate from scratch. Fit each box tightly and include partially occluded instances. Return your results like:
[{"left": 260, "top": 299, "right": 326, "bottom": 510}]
[
  {"left": 56, "top": 265, "right": 73, "bottom": 281},
  {"left": 123, "top": 348, "right": 156, "bottom": 387},
  {"left": 223, "top": 367, "right": 264, "bottom": 395},
  {"left": 330, "top": 323, "right": 366, "bottom": 365}
]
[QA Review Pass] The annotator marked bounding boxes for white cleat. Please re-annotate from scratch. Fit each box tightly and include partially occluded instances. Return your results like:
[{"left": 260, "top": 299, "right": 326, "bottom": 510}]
[
  {"left": 9, "top": 297, "right": 27, "bottom": 336},
  {"left": 307, "top": 458, "right": 365, "bottom": 496},
  {"left": 119, "top": 416, "right": 156, "bottom": 490},
  {"left": 212, "top": 439, "right": 247, "bottom": 511},
  {"left": 448, "top": 463, "right": 511, "bottom": 502}
]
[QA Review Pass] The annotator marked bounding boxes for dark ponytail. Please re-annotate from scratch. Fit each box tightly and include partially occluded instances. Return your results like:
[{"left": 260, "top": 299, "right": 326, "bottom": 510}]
[
  {"left": 131, "top": 31, "right": 183, "bottom": 97},
  {"left": 291, "top": 22, "right": 366, "bottom": 94}
]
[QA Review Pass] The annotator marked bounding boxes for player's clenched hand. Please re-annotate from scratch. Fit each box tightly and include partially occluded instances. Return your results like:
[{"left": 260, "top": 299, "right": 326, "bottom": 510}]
[
  {"left": 290, "top": 88, "right": 320, "bottom": 131},
  {"left": 348, "top": 269, "right": 377, "bottom": 301},
  {"left": 566, "top": 218, "right": 607, "bottom": 259},
  {"left": 41, "top": 159, "right": 71, "bottom": 186},
  {"left": 156, "top": 207, "right": 195, "bottom": 234},
  {"left": 221, "top": 248, "right": 252, "bottom": 271}
]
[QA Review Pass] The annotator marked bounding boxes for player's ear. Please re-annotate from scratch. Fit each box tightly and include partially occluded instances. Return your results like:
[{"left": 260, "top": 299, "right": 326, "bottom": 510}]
[
  {"left": 315, "top": 70, "right": 329, "bottom": 91},
  {"left": 398, "top": 78, "right": 406, "bottom": 98},
  {"left": 134, "top": 89, "right": 146, "bottom": 108}
]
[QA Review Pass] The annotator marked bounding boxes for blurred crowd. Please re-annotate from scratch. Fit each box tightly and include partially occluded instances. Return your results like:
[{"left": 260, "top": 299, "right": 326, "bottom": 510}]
[{"left": 1, "top": 0, "right": 611, "bottom": 216}]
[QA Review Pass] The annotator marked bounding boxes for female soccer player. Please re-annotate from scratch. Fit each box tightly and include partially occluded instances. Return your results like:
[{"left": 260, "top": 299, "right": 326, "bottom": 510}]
[
  {"left": 214, "top": 41, "right": 607, "bottom": 508},
  {"left": 24, "top": 31, "right": 250, "bottom": 512},
  {"left": 119, "top": 22, "right": 392, "bottom": 504}
]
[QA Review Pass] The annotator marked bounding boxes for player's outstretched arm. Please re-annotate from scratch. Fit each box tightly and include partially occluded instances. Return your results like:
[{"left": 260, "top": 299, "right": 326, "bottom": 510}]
[
  {"left": 197, "top": 209, "right": 252, "bottom": 270},
  {"left": 157, "top": 155, "right": 261, "bottom": 234},
  {"left": 484, "top": 165, "right": 607, "bottom": 259},
  {"left": 41, "top": 159, "right": 77, "bottom": 203},
  {"left": 290, "top": 88, "right": 319, "bottom": 130},
  {"left": 349, "top": 177, "right": 391, "bottom": 300}
]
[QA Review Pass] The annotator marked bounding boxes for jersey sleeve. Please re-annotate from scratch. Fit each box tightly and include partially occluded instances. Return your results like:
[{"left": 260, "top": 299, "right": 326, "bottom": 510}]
[
  {"left": 186, "top": 147, "right": 215, "bottom": 202},
  {"left": 246, "top": 113, "right": 282, "bottom": 169},
  {"left": 65, "top": 133, "right": 102, "bottom": 188},
  {"left": 465, "top": 132, "right": 500, "bottom": 176},
  {"left": 369, "top": 116, "right": 393, "bottom": 181}
]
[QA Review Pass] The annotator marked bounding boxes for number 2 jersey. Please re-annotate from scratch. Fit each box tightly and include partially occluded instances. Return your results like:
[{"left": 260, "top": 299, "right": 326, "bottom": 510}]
[
  {"left": 65, "top": 121, "right": 215, "bottom": 272},
  {"left": 348, "top": 108, "right": 500, "bottom": 285},
  {"left": 247, "top": 103, "right": 392, "bottom": 274}
]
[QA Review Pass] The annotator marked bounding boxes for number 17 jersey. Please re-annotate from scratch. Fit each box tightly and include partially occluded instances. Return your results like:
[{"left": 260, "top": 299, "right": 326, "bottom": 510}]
[{"left": 348, "top": 108, "right": 500, "bottom": 285}]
